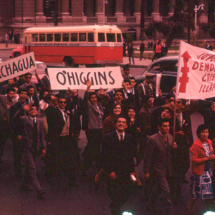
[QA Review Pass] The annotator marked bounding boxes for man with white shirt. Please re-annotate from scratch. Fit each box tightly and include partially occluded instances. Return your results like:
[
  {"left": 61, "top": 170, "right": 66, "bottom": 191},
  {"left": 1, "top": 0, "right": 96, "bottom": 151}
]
[
  {"left": 19, "top": 105, "right": 46, "bottom": 198},
  {"left": 45, "top": 96, "right": 77, "bottom": 187},
  {"left": 102, "top": 115, "right": 136, "bottom": 215}
]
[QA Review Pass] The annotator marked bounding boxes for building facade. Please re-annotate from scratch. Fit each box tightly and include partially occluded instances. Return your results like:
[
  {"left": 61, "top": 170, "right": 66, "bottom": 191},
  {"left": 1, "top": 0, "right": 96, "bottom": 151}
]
[{"left": 0, "top": 0, "right": 211, "bottom": 41}]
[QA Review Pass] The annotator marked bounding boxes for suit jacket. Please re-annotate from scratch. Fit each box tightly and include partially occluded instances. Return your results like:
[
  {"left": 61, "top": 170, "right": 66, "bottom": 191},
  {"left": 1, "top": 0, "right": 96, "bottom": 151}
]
[
  {"left": 41, "top": 75, "right": 51, "bottom": 90},
  {"left": 0, "top": 84, "right": 9, "bottom": 95},
  {"left": 102, "top": 131, "right": 136, "bottom": 177},
  {"left": 175, "top": 112, "right": 193, "bottom": 146},
  {"left": 10, "top": 100, "right": 29, "bottom": 135},
  {"left": 0, "top": 95, "right": 14, "bottom": 120},
  {"left": 139, "top": 105, "right": 152, "bottom": 137},
  {"left": 144, "top": 132, "right": 173, "bottom": 177},
  {"left": 20, "top": 116, "right": 46, "bottom": 151},
  {"left": 45, "top": 106, "right": 69, "bottom": 141}
]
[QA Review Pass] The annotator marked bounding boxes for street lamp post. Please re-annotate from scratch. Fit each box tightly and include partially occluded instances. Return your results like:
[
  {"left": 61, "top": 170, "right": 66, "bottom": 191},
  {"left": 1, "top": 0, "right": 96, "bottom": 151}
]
[
  {"left": 103, "top": 0, "right": 108, "bottom": 25},
  {"left": 194, "top": 4, "right": 204, "bottom": 42}
]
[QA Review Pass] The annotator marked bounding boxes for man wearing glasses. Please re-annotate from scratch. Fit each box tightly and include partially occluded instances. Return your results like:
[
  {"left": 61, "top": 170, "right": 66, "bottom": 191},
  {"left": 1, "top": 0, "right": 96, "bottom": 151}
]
[{"left": 45, "top": 96, "right": 77, "bottom": 187}]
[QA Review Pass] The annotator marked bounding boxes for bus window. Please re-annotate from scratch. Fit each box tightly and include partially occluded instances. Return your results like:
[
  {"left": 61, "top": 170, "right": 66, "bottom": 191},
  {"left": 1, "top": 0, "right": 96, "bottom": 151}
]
[
  {"left": 47, "top": 34, "right": 53, "bottom": 42},
  {"left": 55, "top": 34, "right": 61, "bottom": 42},
  {"left": 63, "top": 33, "right": 69, "bottom": 42},
  {"left": 117, "top": 34, "right": 122, "bottom": 42},
  {"left": 88, "top": 33, "right": 94, "bottom": 42},
  {"left": 107, "top": 33, "right": 116, "bottom": 42},
  {"left": 79, "top": 33, "right": 86, "bottom": 42},
  {"left": 32, "top": 34, "right": 38, "bottom": 42},
  {"left": 39, "top": 34, "right": 45, "bottom": 42},
  {"left": 98, "top": 33, "right": 105, "bottom": 42},
  {"left": 71, "top": 33, "right": 78, "bottom": 42},
  {"left": 25, "top": 36, "right": 27, "bottom": 43}
]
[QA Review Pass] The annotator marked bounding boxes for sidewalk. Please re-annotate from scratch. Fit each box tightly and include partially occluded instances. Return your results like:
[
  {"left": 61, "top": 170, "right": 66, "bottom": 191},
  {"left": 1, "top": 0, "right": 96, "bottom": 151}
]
[
  {"left": 121, "top": 57, "right": 151, "bottom": 68},
  {"left": 0, "top": 43, "right": 20, "bottom": 50}
]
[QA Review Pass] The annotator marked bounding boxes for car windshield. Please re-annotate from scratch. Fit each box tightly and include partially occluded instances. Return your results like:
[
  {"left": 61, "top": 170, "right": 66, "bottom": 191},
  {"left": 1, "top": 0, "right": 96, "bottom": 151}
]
[{"left": 142, "top": 60, "right": 178, "bottom": 75}]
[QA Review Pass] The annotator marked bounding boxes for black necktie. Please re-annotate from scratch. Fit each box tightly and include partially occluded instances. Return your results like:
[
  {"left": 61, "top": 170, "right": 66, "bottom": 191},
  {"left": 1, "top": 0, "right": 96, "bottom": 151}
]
[{"left": 120, "top": 134, "right": 123, "bottom": 143}]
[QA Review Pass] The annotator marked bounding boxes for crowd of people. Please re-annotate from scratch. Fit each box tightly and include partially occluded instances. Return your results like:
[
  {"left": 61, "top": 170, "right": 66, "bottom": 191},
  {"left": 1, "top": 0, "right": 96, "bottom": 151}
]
[{"left": 1, "top": 64, "right": 215, "bottom": 215}]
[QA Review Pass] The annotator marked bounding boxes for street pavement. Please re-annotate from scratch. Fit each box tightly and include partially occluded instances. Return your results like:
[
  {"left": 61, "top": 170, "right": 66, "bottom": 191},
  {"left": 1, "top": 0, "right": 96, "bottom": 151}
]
[{"left": 0, "top": 45, "right": 211, "bottom": 215}]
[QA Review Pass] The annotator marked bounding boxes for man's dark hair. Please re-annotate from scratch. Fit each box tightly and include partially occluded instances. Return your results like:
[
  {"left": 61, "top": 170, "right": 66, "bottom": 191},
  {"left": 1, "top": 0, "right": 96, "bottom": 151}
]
[
  {"left": 115, "top": 114, "right": 128, "bottom": 124},
  {"left": 123, "top": 79, "right": 131, "bottom": 84},
  {"left": 166, "top": 93, "right": 175, "bottom": 101},
  {"left": 89, "top": 92, "right": 97, "bottom": 99},
  {"left": 29, "top": 104, "right": 38, "bottom": 111},
  {"left": 158, "top": 118, "right": 169, "bottom": 127},
  {"left": 128, "top": 76, "right": 135, "bottom": 81},
  {"left": 114, "top": 89, "right": 123, "bottom": 97},
  {"left": 196, "top": 124, "right": 209, "bottom": 138},
  {"left": 26, "top": 85, "right": 34, "bottom": 91},
  {"left": 6, "top": 87, "right": 15, "bottom": 94},
  {"left": 24, "top": 73, "right": 32, "bottom": 77},
  {"left": 19, "top": 89, "right": 28, "bottom": 94}
]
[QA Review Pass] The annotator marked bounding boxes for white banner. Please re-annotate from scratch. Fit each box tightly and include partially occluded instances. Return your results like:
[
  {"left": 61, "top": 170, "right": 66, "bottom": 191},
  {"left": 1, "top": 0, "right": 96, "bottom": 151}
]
[
  {"left": 176, "top": 40, "right": 215, "bottom": 100},
  {"left": 0, "top": 52, "right": 36, "bottom": 83},
  {"left": 48, "top": 67, "right": 124, "bottom": 90}
]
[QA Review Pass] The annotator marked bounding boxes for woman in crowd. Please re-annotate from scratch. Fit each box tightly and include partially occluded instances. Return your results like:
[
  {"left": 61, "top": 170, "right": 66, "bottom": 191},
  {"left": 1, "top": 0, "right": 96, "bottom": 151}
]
[
  {"left": 102, "top": 103, "right": 122, "bottom": 134},
  {"left": 125, "top": 106, "right": 141, "bottom": 141},
  {"left": 188, "top": 124, "right": 215, "bottom": 214}
]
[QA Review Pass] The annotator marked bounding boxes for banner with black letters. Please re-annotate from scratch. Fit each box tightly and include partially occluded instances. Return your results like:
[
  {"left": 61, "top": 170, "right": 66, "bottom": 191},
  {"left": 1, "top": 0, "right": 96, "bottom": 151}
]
[
  {"left": 48, "top": 67, "right": 123, "bottom": 90},
  {"left": 0, "top": 52, "right": 36, "bottom": 82}
]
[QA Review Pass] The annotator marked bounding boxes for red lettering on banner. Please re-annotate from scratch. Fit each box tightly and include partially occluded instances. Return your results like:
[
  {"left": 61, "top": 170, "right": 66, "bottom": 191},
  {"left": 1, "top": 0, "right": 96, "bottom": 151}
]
[
  {"left": 192, "top": 61, "right": 199, "bottom": 70},
  {"left": 179, "top": 51, "right": 191, "bottom": 93}
]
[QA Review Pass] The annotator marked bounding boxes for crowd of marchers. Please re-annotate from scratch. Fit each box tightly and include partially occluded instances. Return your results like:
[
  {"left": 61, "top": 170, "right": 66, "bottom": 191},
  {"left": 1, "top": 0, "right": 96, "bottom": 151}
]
[{"left": 1, "top": 64, "right": 215, "bottom": 215}]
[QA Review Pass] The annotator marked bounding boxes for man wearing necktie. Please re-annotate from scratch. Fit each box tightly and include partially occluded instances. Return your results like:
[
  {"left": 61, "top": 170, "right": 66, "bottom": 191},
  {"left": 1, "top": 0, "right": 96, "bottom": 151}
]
[
  {"left": 144, "top": 118, "right": 177, "bottom": 215},
  {"left": 102, "top": 115, "right": 136, "bottom": 215},
  {"left": 18, "top": 105, "right": 46, "bottom": 198}
]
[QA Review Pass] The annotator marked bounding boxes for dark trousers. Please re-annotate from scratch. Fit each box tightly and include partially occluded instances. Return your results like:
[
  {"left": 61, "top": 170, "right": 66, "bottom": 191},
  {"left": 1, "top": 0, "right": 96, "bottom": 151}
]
[
  {"left": 0, "top": 120, "right": 11, "bottom": 157},
  {"left": 107, "top": 176, "right": 133, "bottom": 215},
  {"left": 11, "top": 135, "right": 22, "bottom": 175},
  {"left": 128, "top": 54, "right": 134, "bottom": 64},
  {"left": 140, "top": 51, "right": 144, "bottom": 60},
  {"left": 147, "top": 175, "right": 174, "bottom": 215},
  {"left": 22, "top": 149, "right": 42, "bottom": 192},
  {"left": 82, "top": 129, "right": 103, "bottom": 171},
  {"left": 46, "top": 135, "right": 76, "bottom": 182}
]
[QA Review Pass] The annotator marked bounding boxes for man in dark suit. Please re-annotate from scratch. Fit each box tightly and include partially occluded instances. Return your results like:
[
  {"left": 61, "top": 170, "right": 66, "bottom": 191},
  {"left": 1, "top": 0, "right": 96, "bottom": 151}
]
[
  {"left": 19, "top": 105, "right": 46, "bottom": 198},
  {"left": 172, "top": 99, "right": 192, "bottom": 200},
  {"left": 26, "top": 85, "right": 39, "bottom": 108},
  {"left": 45, "top": 95, "right": 77, "bottom": 187},
  {"left": 0, "top": 87, "right": 15, "bottom": 165},
  {"left": 144, "top": 118, "right": 177, "bottom": 215},
  {"left": 206, "top": 41, "right": 213, "bottom": 51},
  {"left": 102, "top": 115, "right": 136, "bottom": 215},
  {"left": 10, "top": 89, "right": 29, "bottom": 177}
]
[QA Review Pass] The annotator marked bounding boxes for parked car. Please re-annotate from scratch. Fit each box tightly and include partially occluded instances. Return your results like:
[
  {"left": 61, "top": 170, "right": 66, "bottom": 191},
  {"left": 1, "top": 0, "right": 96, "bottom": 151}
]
[{"left": 135, "top": 55, "right": 178, "bottom": 96}]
